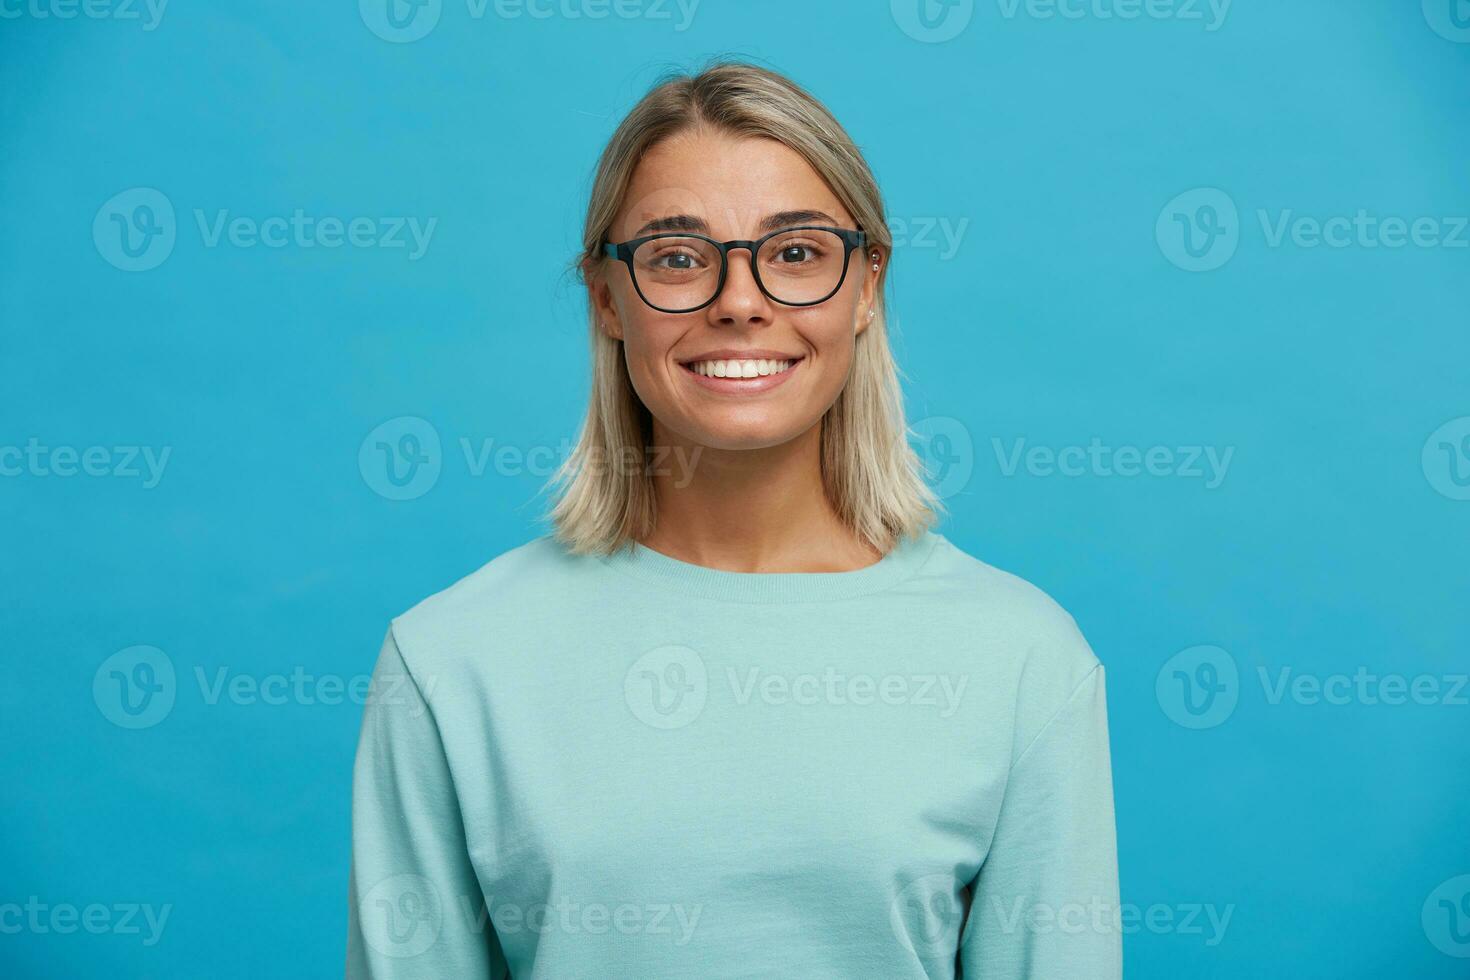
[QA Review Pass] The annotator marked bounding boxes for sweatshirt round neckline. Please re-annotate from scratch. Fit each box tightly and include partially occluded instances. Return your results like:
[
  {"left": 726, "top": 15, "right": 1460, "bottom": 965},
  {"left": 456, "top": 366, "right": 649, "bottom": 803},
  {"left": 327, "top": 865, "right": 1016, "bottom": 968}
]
[{"left": 595, "top": 530, "right": 942, "bottom": 603}]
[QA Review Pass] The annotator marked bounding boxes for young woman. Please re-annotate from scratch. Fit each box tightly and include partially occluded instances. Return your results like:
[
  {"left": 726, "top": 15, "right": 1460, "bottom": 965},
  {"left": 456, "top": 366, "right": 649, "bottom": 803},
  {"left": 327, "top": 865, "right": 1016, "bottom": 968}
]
[{"left": 346, "top": 61, "right": 1120, "bottom": 979}]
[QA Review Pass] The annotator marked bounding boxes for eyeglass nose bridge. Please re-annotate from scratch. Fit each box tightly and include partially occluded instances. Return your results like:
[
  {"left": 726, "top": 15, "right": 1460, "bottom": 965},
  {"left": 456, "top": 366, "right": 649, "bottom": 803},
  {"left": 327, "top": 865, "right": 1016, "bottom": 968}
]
[{"left": 708, "top": 239, "right": 767, "bottom": 307}]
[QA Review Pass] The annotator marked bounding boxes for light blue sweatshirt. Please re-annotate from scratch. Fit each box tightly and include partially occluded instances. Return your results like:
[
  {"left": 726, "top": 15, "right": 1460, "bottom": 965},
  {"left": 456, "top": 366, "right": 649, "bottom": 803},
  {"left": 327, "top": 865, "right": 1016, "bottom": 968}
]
[{"left": 346, "top": 530, "right": 1120, "bottom": 978}]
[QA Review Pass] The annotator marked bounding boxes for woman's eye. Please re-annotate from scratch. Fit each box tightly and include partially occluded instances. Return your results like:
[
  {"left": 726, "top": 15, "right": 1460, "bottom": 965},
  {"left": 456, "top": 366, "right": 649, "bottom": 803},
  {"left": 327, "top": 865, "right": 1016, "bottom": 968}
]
[
  {"left": 777, "top": 245, "right": 819, "bottom": 263},
  {"left": 655, "top": 251, "right": 697, "bottom": 269}
]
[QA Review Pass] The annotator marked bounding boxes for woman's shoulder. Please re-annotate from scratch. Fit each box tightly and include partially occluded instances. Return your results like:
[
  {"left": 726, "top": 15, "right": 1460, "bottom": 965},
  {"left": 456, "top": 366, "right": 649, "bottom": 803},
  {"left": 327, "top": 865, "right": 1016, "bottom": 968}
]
[
  {"left": 403, "top": 530, "right": 571, "bottom": 606},
  {"left": 384, "top": 532, "right": 583, "bottom": 663},
  {"left": 924, "top": 536, "right": 1106, "bottom": 753},
  {"left": 924, "top": 533, "right": 1102, "bottom": 679}
]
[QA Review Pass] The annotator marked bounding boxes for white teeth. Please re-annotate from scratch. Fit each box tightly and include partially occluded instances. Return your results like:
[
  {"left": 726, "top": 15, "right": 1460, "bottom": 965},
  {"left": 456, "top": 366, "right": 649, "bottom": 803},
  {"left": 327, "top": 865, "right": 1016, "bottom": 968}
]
[{"left": 688, "top": 358, "right": 795, "bottom": 378}]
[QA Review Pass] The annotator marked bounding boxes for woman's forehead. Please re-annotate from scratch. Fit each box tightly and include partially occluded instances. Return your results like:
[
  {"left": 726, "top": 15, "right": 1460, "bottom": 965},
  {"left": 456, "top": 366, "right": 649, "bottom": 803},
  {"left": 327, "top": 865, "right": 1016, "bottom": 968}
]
[{"left": 616, "top": 131, "right": 851, "bottom": 239}]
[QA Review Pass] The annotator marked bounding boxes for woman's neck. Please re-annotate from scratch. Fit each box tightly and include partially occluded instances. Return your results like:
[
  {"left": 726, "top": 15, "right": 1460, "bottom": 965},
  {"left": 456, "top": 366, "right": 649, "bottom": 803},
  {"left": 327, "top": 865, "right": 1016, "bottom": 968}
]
[{"left": 638, "top": 422, "right": 881, "bottom": 574}]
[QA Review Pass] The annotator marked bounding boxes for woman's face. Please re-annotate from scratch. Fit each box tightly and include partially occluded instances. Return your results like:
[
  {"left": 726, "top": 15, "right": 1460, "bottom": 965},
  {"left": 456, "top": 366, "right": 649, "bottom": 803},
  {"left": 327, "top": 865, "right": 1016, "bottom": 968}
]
[{"left": 592, "top": 128, "right": 883, "bottom": 452}]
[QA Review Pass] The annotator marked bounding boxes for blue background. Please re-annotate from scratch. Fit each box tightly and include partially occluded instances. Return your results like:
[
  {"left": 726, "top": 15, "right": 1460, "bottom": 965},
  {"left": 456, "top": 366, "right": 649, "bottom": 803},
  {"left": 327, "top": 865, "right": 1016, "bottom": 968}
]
[{"left": 3, "top": 0, "right": 1468, "bottom": 976}]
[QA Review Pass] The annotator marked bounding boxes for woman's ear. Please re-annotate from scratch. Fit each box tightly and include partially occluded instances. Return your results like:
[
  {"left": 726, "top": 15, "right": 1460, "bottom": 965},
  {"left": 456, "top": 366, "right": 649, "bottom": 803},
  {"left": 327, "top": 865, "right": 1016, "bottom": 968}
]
[
  {"left": 856, "top": 245, "right": 885, "bottom": 334},
  {"left": 587, "top": 264, "right": 624, "bottom": 341}
]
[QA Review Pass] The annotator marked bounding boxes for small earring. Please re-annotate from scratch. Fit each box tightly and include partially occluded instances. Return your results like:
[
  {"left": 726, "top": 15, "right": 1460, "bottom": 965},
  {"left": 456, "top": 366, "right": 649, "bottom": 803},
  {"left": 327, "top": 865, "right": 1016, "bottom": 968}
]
[{"left": 867, "top": 309, "right": 875, "bottom": 320}]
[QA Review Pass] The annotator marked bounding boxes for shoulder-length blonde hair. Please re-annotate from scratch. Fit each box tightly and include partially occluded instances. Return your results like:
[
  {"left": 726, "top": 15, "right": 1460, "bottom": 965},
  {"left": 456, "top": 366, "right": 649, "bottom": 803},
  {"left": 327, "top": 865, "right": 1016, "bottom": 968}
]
[{"left": 546, "top": 59, "right": 941, "bottom": 556}]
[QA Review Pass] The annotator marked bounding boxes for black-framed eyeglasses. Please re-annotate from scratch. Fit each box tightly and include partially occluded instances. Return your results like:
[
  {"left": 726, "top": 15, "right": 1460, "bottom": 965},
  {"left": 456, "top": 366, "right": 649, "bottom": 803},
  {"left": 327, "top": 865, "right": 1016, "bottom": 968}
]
[{"left": 602, "top": 225, "right": 868, "bottom": 314}]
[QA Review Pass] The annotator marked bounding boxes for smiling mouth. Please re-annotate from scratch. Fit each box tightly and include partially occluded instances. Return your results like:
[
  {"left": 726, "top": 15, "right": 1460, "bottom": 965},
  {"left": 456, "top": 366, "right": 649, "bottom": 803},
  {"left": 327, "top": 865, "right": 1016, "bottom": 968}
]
[{"left": 681, "top": 357, "right": 802, "bottom": 379}]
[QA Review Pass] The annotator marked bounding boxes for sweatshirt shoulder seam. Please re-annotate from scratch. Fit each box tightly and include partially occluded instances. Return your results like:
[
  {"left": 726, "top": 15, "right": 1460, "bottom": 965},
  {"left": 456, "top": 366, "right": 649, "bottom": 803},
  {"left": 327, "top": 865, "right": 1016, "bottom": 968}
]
[{"left": 1008, "top": 660, "right": 1104, "bottom": 774}]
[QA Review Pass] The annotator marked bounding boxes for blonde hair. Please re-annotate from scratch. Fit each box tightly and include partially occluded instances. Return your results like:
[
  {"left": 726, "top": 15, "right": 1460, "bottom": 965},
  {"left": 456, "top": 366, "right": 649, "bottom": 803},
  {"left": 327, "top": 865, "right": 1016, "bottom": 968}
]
[{"left": 545, "top": 59, "right": 942, "bottom": 556}]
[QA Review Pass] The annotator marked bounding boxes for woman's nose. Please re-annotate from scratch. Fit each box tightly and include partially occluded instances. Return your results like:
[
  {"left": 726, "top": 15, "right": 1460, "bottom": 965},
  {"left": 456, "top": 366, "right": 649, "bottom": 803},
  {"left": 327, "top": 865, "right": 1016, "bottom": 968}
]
[{"left": 708, "top": 246, "right": 771, "bottom": 326}]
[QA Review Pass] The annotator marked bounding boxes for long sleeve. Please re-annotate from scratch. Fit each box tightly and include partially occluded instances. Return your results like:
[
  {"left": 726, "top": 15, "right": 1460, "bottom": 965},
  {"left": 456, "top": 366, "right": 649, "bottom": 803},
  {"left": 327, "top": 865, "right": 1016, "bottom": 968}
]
[
  {"left": 345, "top": 626, "right": 508, "bottom": 979},
  {"left": 960, "top": 663, "right": 1122, "bottom": 978}
]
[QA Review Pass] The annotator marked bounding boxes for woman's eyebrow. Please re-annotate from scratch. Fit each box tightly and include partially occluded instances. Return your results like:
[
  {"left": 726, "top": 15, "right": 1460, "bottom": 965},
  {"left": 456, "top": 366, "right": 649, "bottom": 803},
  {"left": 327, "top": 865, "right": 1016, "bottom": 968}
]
[
  {"left": 631, "top": 209, "right": 841, "bottom": 238},
  {"left": 757, "top": 209, "right": 838, "bottom": 232},
  {"left": 634, "top": 214, "right": 707, "bottom": 236}
]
